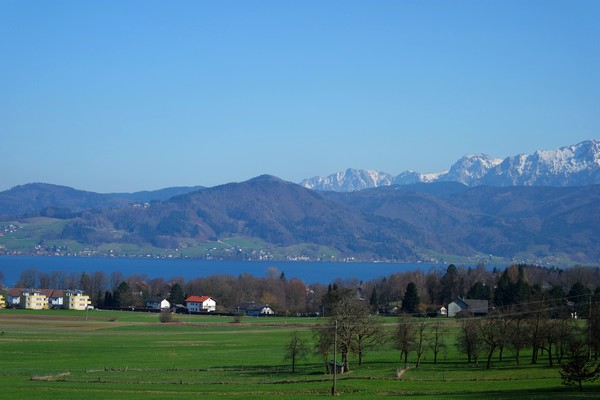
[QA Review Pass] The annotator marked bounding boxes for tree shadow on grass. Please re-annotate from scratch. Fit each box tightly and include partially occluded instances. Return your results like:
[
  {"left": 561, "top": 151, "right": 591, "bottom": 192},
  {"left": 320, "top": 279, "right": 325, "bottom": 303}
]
[
  {"left": 207, "top": 363, "right": 325, "bottom": 377},
  {"left": 401, "top": 385, "right": 600, "bottom": 399}
]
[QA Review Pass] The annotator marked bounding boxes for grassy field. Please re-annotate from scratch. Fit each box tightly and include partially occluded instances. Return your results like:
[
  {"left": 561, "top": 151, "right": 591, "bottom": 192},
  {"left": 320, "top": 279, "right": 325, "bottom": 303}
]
[{"left": 1, "top": 309, "right": 598, "bottom": 399}]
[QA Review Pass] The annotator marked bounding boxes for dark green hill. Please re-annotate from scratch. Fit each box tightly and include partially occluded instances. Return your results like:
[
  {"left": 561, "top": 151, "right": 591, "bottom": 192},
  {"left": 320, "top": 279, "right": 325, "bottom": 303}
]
[
  {"left": 0, "top": 183, "right": 204, "bottom": 218},
  {"left": 0, "top": 183, "right": 125, "bottom": 218}
]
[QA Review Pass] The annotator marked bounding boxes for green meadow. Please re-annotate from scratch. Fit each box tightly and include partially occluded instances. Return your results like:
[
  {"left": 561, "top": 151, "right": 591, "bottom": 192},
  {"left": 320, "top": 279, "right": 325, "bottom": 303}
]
[{"left": 0, "top": 309, "right": 598, "bottom": 399}]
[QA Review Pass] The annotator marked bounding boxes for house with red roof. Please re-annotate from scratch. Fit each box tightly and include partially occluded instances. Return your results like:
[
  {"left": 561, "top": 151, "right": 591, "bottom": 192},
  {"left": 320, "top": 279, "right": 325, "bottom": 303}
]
[{"left": 184, "top": 295, "right": 216, "bottom": 312}]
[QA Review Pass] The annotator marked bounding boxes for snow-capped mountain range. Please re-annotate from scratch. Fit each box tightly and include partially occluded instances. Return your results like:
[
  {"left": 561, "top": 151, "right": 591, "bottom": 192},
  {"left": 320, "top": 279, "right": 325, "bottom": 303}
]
[{"left": 300, "top": 139, "right": 600, "bottom": 191}]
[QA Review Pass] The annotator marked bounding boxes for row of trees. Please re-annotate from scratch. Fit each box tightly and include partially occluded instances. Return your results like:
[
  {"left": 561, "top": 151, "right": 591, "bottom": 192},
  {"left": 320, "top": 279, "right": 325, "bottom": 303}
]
[
  {"left": 7, "top": 264, "right": 600, "bottom": 315},
  {"left": 304, "top": 284, "right": 600, "bottom": 391}
]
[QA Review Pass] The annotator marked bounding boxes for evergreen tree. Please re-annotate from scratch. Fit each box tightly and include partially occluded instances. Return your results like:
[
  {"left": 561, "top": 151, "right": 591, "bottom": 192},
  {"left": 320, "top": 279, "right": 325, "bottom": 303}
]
[
  {"left": 113, "top": 281, "right": 134, "bottom": 308},
  {"left": 440, "top": 264, "right": 457, "bottom": 303},
  {"left": 168, "top": 283, "right": 185, "bottom": 305},
  {"left": 513, "top": 266, "right": 531, "bottom": 304},
  {"left": 494, "top": 269, "right": 511, "bottom": 306},
  {"left": 467, "top": 281, "right": 491, "bottom": 300},
  {"left": 103, "top": 290, "right": 113, "bottom": 308},
  {"left": 369, "top": 287, "right": 378, "bottom": 312},
  {"left": 402, "top": 282, "right": 420, "bottom": 314},
  {"left": 560, "top": 339, "right": 600, "bottom": 391},
  {"left": 567, "top": 282, "right": 592, "bottom": 319}
]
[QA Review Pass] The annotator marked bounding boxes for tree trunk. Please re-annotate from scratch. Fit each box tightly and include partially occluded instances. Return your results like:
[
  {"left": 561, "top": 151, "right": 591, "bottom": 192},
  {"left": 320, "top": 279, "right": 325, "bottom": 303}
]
[
  {"left": 486, "top": 346, "right": 496, "bottom": 369},
  {"left": 358, "top": 349, "right": 363, "bottom": 366}
]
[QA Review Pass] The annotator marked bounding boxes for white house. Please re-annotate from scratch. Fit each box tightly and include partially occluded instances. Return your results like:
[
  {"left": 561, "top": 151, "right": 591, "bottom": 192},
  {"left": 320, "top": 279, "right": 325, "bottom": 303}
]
[
  {"left": 46, "top": 289, "right": 65, "bottom": 308},
  {"left": 185, "top": 296, "right": 217, "bottom": 312},
  {"left": 146, "top": 298, "right": 171, "bottom": 310},
  {"left": 6, "top": 288, "right": 23, "bottom": 306}
]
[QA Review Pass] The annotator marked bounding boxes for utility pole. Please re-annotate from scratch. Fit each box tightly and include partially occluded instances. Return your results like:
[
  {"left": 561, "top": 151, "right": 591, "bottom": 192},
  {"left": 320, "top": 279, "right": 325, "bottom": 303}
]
[
  {"left": 589, "top": 292, "right": 593, "bottom": 360},
  {"left": 332, "top": 319, "right": 337, "bottom": 396}
]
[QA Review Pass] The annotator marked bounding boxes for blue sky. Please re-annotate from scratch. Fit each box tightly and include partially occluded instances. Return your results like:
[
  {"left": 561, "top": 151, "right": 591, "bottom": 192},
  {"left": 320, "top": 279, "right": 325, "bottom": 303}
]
[{"left": 1, "top": 1, "right": 598, "bottom": 193}]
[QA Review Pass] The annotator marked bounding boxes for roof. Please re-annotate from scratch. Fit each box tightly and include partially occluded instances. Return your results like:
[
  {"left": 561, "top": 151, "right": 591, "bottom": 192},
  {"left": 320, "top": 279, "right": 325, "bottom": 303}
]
[
  {"left": 146, "top": 297, "right": 169, "bottom": 303},
  {"left": 6, "top": 288, "right": 66, "bottom": 298},
  {"left": 463, "top": 298, "right": 489, "bottom": 313},
  {"left": 235, "top": 302, "right": 271, "bottom": 311},
  {"left": 450, "top": 297, "right": 488, "bottom": 313},
  {"left": 185, "top": 295, "right": 214, "bottom": 303}
]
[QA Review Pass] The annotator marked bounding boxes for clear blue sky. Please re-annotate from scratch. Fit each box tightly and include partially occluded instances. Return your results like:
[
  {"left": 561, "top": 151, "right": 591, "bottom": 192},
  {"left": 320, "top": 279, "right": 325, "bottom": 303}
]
[{"left": 1, "top": 1, "right": 598, "bottom": 193}]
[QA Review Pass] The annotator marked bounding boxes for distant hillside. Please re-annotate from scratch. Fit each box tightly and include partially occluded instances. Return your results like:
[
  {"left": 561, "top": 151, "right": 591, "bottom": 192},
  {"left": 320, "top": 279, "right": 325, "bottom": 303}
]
[
  {"left": 0, "top": 183, "right": 204, "bottom": 218},
  {"left": 92, "top": 175, "right": 418, "bottom": 260},
  {"left": 0, "top": 183, "right": 126, "bottom": 218},
  {"left": 11, "top": 176, "right": 594, "bottom": 265},
  {"left": 109, "top": 186, "right": 205, "bottom": 202}
]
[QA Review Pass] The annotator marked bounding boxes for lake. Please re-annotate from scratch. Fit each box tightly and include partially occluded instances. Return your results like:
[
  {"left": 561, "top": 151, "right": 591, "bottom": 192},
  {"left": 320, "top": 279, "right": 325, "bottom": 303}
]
[{"left": 0, "top": 255, "right": 446, "bottom": 286}]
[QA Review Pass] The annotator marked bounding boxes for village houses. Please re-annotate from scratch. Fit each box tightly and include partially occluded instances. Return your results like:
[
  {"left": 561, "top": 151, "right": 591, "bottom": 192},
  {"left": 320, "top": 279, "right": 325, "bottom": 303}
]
[{"left": 5, "top": 288, "right": 91, "bottom": 310}]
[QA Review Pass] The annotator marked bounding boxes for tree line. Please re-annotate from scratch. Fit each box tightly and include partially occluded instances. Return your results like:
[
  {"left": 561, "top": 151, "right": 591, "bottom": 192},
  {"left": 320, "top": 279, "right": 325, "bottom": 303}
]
[
  {"left": 5, "top": 263, "right": 600, "bottom": 316},
  {"left": 304, "top": 282, "right": 600, "bottom": 392}
]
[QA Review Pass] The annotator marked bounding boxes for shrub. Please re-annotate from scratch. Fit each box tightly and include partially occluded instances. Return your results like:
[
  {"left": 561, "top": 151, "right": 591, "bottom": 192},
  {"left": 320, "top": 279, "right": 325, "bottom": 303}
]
[
  {"left": 232, "top": 313, "right": 244, "bottom": 323},
  {"left": 159, "top": 310, "right": 173, "bottom": 323}
]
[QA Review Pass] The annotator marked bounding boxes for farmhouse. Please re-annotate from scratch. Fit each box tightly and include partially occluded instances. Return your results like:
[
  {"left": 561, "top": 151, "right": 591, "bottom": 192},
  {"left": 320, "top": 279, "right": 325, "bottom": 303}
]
[
  {"left": 447, "top": 297, "right": 489, "bottom": 317},
  {"left": 233, "top": 302, "right": 274, "bottom": 316},
  {"left": 146, "top": 298, "right": 171, "bottom": 310},
  {"left": 185, "top": 296, "right": 216, "bottom": 312}
]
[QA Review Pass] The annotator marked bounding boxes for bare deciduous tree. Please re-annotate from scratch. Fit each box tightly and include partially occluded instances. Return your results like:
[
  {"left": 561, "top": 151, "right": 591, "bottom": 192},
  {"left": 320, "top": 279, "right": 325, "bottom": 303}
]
[
  {"left": 395, "top": 315, "right": 416, "bottom": 368},
  {"left": 284, "top": 331, "right": 309, "bottom": 373},
  {"left": 429, "top": 321, "right": 447, "bottom": 364},
  {"left": 457, "top": 319, "right": 481, "bottom": 365}
]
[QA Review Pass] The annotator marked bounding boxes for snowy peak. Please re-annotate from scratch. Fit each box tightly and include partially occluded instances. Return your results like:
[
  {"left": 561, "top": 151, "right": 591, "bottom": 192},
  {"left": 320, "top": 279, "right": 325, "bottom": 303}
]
[
  {"left": 482, "top": 139, "right": 600, "bottom": 186},
  {"left": 441, "top": 154, "right": 503, "bottom": 185},
  {"left": 300, "top": 139, "right": 600, "bottom": 191},
  {"left": 300, "top": 168, "right": 393, "bottom": 191}
]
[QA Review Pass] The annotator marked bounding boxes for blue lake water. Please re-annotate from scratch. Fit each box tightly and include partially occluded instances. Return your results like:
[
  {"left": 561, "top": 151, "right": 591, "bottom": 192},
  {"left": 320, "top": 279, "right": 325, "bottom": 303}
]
[{"left": 0, "top": 256, "right": 446, "bottom": 286}]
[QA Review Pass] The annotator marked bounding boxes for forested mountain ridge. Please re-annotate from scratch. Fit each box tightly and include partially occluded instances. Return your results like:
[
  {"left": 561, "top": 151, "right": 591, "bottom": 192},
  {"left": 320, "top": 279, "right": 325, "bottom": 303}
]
[
  {"left": 1, "top": 176, "right": 598, "bottom": 265},
  {"left": 0, "top": 183, "right": 204, "bottom": 217}
]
